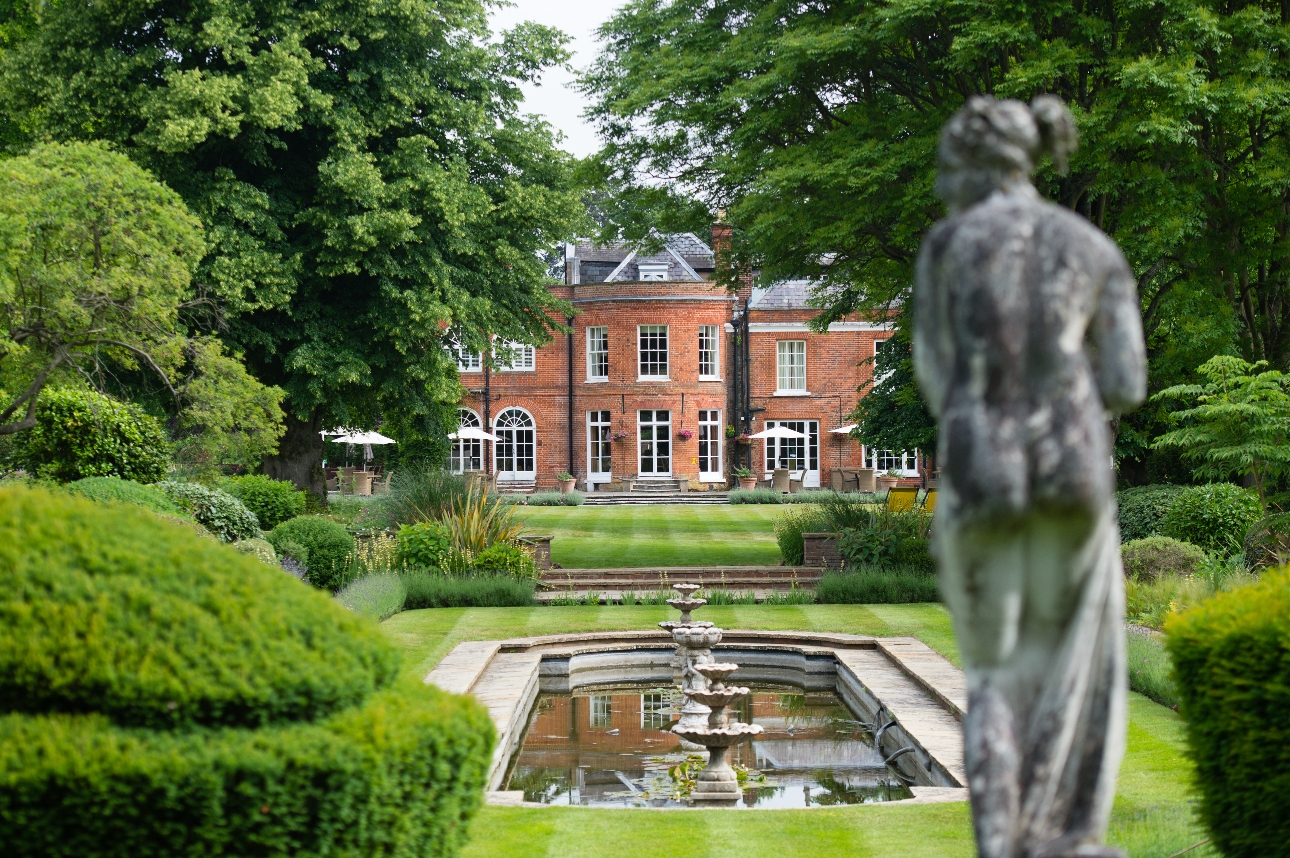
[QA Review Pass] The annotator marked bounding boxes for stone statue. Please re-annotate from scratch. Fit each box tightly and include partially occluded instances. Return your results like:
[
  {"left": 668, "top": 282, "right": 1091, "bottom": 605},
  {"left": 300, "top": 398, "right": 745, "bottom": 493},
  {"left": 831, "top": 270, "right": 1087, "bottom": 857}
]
[{"left": 913, "top": 96, "right": 1146, "bottom": 858}]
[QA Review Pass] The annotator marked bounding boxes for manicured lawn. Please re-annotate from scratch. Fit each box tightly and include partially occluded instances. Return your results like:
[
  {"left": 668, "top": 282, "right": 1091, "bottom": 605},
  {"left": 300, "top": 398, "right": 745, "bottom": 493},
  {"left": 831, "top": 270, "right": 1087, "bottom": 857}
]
[
  {"left": 513, "top": 504, "right": 784, "bottom": 567},
  {"left": 383, "top": 605, "right": 1214, "bottom": 858}
]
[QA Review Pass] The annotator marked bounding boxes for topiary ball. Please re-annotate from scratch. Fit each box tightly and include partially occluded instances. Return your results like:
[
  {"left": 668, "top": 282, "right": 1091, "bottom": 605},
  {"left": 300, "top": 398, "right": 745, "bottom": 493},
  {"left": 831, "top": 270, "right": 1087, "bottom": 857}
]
[
  {"left": 0, "top": 484, "right": 398, "bottom": 729},
  {"left": 21, "top": 387, "right": 169, "bottom": 483},
  {"left": 1161, "top": 483, "right": 1263, "bottom": 554},
  {"left": 222, "top": 474, "right": 307, "bottom": 529},
  {"left": 157, "top": 480, "right": 261, "bottom": 542},
  {"left": 66, "top": 476, "right": 180, "bottom": 516},
  {"left": 267, "top": 516, "right": 355, "bottom": 591},
  {"left": 1120, "top": 536, "right": 1207, "bottom": 581}
]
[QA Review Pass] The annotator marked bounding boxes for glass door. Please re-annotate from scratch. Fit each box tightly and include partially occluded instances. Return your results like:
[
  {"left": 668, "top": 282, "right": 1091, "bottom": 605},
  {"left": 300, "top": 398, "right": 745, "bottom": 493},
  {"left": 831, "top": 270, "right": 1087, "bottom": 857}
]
[
  {"left": 698, "top": 409, "right": 722, "bottom": 480},
  {"left": 764, "top": 420, "right": 820, "bottom": 487},
  {"left": 587, "top": 410, "right": 612, "bottom": 484},
  {"left": 450, "top": 408, "right": 482, "bottom": 474},
  {"left": 637, "top": 409, "right": 671, "bottom": 477},
  {"left": 494, "top": 408, "right": 536, "bottom": 480}
]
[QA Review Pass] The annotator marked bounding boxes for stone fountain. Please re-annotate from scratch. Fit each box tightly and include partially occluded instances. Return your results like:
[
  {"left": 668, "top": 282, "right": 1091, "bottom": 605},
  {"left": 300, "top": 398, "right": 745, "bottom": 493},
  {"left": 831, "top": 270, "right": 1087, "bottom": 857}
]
[
  {"left": 672, "top": 660, "right": 763, "bottom": 804},
  {"left": 660, "top": 583, "right": 717, "bottom": 730}
]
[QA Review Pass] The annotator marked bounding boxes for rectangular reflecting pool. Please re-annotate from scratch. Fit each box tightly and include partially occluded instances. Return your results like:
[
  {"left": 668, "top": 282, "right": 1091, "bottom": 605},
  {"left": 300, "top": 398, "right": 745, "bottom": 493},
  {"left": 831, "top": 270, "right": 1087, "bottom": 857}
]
[{"left": 504, "top": 684, "right": 913, "bottom": 808}]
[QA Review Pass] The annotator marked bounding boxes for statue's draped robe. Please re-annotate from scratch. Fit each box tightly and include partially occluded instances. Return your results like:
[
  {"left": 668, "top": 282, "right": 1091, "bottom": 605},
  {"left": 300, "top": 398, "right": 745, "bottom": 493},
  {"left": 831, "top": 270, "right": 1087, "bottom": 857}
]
[{"left": 914, "top": 187, "right": 1146, "bottom": 858}]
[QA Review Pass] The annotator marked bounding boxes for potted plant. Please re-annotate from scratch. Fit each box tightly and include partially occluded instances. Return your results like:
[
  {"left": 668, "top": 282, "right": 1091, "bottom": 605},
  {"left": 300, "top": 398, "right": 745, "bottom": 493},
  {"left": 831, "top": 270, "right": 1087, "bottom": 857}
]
[
  {"left": 611, "top": 431, "right": 629, "bottom": 442},
  {"left": 676, "top": 428, "right": 694, "bottom": 441},
  {"left": 877, "top": 469, "right": 902, "bottom": 491},
  {"left": 725, "top": 424, "right": 737, "bottom": 439},
  {"left": 556, "top": 472, "right": 576, "bottom": 494},
  {"left": 733, "top": 466, "right": 757, "bottom": 491}
]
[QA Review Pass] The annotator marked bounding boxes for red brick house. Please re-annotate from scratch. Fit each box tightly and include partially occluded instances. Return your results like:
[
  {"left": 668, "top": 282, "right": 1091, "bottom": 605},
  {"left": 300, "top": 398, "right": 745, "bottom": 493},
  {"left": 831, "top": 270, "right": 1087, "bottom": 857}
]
[{"left": 452, "top": 228, "right": 918, "bottom": 491}]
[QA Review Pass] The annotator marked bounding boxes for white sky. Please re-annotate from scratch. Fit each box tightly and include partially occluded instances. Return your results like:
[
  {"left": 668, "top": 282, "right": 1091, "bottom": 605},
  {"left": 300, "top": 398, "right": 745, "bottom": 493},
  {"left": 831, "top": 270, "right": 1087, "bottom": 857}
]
[{"left": 489, "top": 0, "right": 627, "bottom": 158}]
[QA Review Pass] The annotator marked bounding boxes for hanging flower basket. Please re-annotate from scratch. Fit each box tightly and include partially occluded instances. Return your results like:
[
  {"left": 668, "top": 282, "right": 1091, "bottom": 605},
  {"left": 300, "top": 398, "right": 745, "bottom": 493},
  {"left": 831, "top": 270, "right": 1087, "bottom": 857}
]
[
  {"left": 676, "top": 429, "right": 694, "bottom": 441},
  {"left": 611, "top": 431, "right": 630, "bottom": 442}
]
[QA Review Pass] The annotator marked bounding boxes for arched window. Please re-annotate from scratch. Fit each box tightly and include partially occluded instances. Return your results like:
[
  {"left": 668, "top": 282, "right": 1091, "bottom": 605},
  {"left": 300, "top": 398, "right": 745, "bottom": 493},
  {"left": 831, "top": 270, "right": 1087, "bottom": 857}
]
[
  {"left": 450, "top": 408, "right": 482, "bottom": 474},
  {"left": 494, "top": 407, "right": 536, "bottom": 480}
]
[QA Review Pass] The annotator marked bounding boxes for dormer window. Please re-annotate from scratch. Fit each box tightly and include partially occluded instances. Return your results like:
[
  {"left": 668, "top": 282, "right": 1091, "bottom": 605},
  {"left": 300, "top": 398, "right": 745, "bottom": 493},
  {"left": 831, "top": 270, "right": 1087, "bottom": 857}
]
[{"left": 638, "top": 261, "right": 669, "bottom": 281}]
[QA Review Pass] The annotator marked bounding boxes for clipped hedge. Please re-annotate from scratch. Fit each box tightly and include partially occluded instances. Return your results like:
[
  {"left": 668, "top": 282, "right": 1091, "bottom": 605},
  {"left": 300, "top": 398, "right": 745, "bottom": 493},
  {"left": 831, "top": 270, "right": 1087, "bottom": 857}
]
[
  {"left": 1120, "top": 536, "right": 1206, "bottom": 582},
  {"left": 157, "top": 480, "right": 261, "bottom": 543},
  {"left": 0, "top": 484, "right": 494, "bottom": 858},
  {"left": 0, "top": 681, "right": 493, "bottom": 858},
  {"left": 222, "top": 474, "right": 307, "bottom": 529},
  {"left": 1161, "top": 483, "right": 1262, "bottom": 554},
  {"left": 66, "top": 477, "right": 180, "bottom": 516},
  {"left": 267, "top": 516, "right": 355, "bottom": 591},
  {"left": 1167, "top": 565, "right": 1290, "bottom": 858},
  {"left": 1116, "top": 484, "right": 1187, "bottom": 542},
  {"left": 0, "top": 485, "right": 398, "bottom": 729},
  {"left": 815, "top": 567, "right": 940, "bottom": 604},
  {"left": 21, "top": 387, "right": 169, "bottom": 483}
]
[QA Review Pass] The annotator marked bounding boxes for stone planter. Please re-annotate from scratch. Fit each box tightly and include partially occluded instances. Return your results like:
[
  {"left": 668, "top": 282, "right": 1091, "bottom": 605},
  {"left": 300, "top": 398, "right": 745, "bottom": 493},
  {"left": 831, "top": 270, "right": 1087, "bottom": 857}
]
[
  {"left": 518, "top": 534, "right": 553, "bottom": 570},
  {"left": 802, "top": 532, "right": 843, "bottom": 568},
  {"left": 557, "top": 478, "right": 576, "bottom": 495},
  {"left": 738, "top": 477, "right": 757, "bottom": 491},
  {"left": 877, "top": 475, "right": 900, "bottom": 491}
]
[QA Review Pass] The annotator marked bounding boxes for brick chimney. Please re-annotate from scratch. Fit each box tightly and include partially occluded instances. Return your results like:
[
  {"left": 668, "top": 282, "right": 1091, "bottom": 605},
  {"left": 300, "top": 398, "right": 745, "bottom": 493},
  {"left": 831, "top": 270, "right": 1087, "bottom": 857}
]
[{"left": 710, "top": 218, "right": 752, "bottom": 305}]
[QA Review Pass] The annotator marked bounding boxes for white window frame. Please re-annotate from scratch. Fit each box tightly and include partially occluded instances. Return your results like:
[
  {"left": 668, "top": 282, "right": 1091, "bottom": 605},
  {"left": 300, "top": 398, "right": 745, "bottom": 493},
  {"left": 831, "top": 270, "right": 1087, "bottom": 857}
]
[
  {"left": 638, "top": 261, "right": 669, "bottom": 281},
  {"left": 494, "top": 407, "right": 537, "bottom": 480},
  {"left": 637, "top": 408, "right": 672, "bottom": 477},
  {"left": 496, "top": 339, "right": 536, "bottom": 372},
  {"left": 587, "top": 409, "right": 613, "bottom": 484},
  {"left": 864, "top": 447, "right": 920, "bottom": 477},
  {"left": 698, "top": 325, "right": 720, "bottom": 380},
  {"left": 446, "top": 340, "right": 482, "bottom": 373},
  {"left": 637, "top": 324, "right": 669, "bottom": 380},
  {"left": 587, "top": 326, "right": 608, "bottom": 381},
  {"left": 450, "top": 408, "right": 483, "bottom": 474},
  {"left": 698, "top": 409, "right": 722, "bottom": 481},
  {"left": 776, "top": 340, "right": 808, "bottom": 394},
  {"left": 763, "top": 419, "right": 820, "bottom": 487}
]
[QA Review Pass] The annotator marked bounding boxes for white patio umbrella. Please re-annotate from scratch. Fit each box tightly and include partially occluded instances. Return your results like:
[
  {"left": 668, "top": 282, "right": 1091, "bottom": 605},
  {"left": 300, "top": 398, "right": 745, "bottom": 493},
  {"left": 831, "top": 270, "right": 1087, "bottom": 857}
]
[
  {"left": 831, "top": 424, "right": 859, "bottom": 435},
  {"left": 331, "top": 430, "right": 396, "bottom": 463},
  {"left": 746, "top": 425, "right": 807, "bottom": 440},
  {"left": 447, "top": 426, "right": 500, "bottom": 442}
]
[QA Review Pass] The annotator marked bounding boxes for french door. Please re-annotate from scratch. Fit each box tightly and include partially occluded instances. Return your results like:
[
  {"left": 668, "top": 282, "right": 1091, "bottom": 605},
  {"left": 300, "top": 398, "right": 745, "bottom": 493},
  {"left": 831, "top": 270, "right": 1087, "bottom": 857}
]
[
  {"left": 698, "top": 409, "right": 722, "bottom": 480},
  {"left": 764, "top": 419, "right": 820, "bottom": 487},
  {"left": 450, "top": 408, "right": 482, "bottom": 474},
  {"left": 587, "top": 410, "right": 612, "bottom": 484},
  {"left": 495, "top": 407, "right": 536, "bottom": 480},
  {"left": 637, "top": 409, "right": 671, "bottom": 477}
]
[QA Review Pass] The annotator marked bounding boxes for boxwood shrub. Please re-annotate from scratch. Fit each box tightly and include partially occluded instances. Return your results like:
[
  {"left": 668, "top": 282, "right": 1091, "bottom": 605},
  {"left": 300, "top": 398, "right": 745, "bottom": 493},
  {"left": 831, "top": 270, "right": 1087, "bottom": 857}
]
[
  {"left": 1120, "top": 536, "right": 1206, "bottom": 582},
  {"left": 157, "top": 480, "right": 261, "bottom": 542},
  {"left": 1160, "top": 483, "right": 1262, "bottom": 554},
  {"left": 221, "top": 474, "right": 307, "bottom": 529},
  {"left": 267, "top": 516, "right": 356, "bottom": 591},
  {"left": 66, "top": 477, "right": 180, "bottom": 516},
  {"left": 20, "top": 387, "right": 169, "bottom": 483},
  {"left": 0, "top": 484, "right": 493, "bottom": 858},
  {"left": 1166, "top": 565, "right": 1290, "bottom": 858},
  {"left": 1116, "top": 484, "right": 1187, "bottom": 542}
]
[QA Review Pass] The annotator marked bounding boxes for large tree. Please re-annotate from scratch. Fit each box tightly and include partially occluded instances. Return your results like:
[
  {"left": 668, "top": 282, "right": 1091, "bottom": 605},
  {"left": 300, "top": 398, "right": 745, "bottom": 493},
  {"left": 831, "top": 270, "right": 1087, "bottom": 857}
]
[
  {"left": 0, "top": 0, "right": 585, "bottom": 490},
  {"left": 582, "top": 0, "right": 1290, "bottom": 459}
]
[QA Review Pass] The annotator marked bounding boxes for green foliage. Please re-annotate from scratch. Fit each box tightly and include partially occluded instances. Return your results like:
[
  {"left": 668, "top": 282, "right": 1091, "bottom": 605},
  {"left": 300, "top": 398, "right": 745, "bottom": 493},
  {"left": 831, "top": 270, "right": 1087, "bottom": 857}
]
[
  {"left": 387, "top": 469, "right": 473, "bottom": 525},
  {"left": 267, "top": 516, "right": 356, "bottom": 591},
  {"left": 471, "top": 543, "right": 538, "bottom": 580},
  {"left": 231, "top": 537, "right": 276, "bottom": 566},
  {"left": 729, "top": 487, "right": 783, "bottom": 504},
  {"left": 0, "top": 681, "right": 494, "bottom": 858},
  {"left": 1121, "top": 537, "right": 1207, "bottom": 583},
  {"left": 157, "top": 480, "right": 261, "bottom": 543},
  {"left": 850, "top": 308, "right": 937, "bottom": 455},
  {"left": 397, "top": 520, "right": 454, "bottom": 570},
  {"left": 1160, "top": 484, "right": 1263, "bottom": 555},
  {"left": 1117, "top": 485, "right": 1187, "bottom": 542},
  {"left": 816, "top": 568, "right": 940, "bottom": 605},
  {"left": 274, "top": 539, "right": 308, "bottom": 566},
  {"left": 1153, "top": 356, "right": 1290, "bottom": 511},
  {"left": 1244, "top": 513, "right": 1290, "bottom": 570},
  {"left": 773, "top": 506, "right": 828, "bottom": 566},
  {"left": 1166, "top": 566, "right": 1290, "bottom": 858},
  {"left": 0, "top": 1, "right": 587, "bottom": 450},
  {"left": 336, "top": 573, "right": 408, "bottom": 622},
  {"left": 65, "top": 476, "right": 179, "bottom": 516},
  {"left": 222, "top": 474, "right": 306, "bottom": 529},
  {"left": 21, "top": 387, "right": 169, "bottom": 483},
  {"left": 0, "top": 142, "right": 203, "bottom": 433},
  {"left": 526, "top": 490, "right": 584, "bottom": 506},
  {"left": 1125, "top": 569, "right": 1259, "bottom": 632},
  {"left": 443, "top": 490, "right": 525, "bottom": 555},
  {"left": 0, "top": 484, "right": 399, "bottom": 729},
  {"left": 1126, "top": 629, "right": 1179, "bottom": 710},
  {"left": 837, "top": 527, "right": 899, "bottom": 568},
  {"left": 400, "top": 569, "right": 536, "bottom": 609}
]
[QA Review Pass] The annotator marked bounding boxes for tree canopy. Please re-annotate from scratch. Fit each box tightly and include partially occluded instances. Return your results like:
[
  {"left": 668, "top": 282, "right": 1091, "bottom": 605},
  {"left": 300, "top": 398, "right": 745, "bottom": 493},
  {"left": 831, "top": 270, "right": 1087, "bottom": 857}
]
[
  {"left": 582, "top": 0, "right": 1290, "bottom": 457},
  {"left": 0, "top": 0, "right": 586, "bottom": 487}
]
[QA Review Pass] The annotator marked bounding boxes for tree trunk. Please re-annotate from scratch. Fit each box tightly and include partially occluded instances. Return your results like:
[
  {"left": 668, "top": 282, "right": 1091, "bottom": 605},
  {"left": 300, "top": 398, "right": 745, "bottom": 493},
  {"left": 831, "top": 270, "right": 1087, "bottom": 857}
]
[{"left": 263, "top": 410, "right": 326, "bottom": 497}]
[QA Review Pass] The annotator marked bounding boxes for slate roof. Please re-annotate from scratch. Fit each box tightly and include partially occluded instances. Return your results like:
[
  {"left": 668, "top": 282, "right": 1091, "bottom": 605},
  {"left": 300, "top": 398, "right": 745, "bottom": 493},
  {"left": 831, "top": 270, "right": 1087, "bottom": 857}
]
[
  {"left": 751, "top": 279, "right": 814, "bottom": 309},
  {"left": 570, "top": 234, "right": 715, "bottom": 283}
]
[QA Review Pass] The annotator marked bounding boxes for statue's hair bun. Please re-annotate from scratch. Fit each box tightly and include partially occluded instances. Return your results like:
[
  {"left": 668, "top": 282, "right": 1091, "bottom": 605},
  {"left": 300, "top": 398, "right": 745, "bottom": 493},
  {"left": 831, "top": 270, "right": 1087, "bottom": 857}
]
[{"left": 1030, "top": 95, "right": 1077, "bottom": 174}]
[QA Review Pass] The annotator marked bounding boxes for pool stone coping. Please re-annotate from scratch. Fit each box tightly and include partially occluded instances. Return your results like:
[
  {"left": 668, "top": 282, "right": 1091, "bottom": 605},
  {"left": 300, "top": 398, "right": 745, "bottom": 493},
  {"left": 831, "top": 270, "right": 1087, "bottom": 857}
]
[{"left": 424, "top": 629, "right": 971, "bottom": 809}]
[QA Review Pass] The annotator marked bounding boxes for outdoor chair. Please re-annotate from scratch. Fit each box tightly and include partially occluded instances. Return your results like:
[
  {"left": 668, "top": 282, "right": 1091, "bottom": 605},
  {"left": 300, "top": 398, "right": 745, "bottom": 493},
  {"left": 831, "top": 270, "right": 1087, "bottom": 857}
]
[
  {"left": 372, "top": 471, "right": 393, "bottom": 495},
  {"left": 772, "top": 468, "right": 791, "bottom": 493},
  {"left": 922, "top": 489, "right": 938, "bottom": 513},
  {"left": 854, "top": 468, "right": 877, "bottom": 493},
  {"left": 887, "top": 486, "right": 919, "bottom": 512},
  {"left": 325, "top": 477, "right": 339, "bottom": 494},
  {"left": 830, "top": 470, "right": 844, "bottom": 492},
  {"left": 789, "top": 470, "right": 805, "bottom": 493},
  {"left": 338, "top": 474, "right": 355, "bottom": 496}
]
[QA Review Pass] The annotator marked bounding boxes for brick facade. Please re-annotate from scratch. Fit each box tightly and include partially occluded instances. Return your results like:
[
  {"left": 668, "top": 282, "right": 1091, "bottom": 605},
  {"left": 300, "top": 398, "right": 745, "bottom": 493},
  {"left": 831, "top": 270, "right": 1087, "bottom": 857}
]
[{"left": 454, "top": 231, "right": 916, "bottom": 490}]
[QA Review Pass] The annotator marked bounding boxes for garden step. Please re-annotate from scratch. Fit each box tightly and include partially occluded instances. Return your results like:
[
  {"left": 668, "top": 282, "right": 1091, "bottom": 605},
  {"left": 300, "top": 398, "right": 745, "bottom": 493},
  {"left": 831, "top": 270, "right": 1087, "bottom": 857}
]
[
  {"left": 539, "top": 566, "right": 820, "bottom": 592},
  {"left": 582, "top": 492, "right": 730, "bottom": 505},
  {"left": 535, "top": 589, "right": 808, "bottom": 604}
]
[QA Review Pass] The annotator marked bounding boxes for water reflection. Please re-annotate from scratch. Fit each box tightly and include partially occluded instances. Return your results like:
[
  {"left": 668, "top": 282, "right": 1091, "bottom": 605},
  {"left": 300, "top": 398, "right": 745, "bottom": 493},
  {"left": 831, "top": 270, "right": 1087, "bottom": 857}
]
[{"left": 505, "top": 685, "right": 912, "bottom": 808}]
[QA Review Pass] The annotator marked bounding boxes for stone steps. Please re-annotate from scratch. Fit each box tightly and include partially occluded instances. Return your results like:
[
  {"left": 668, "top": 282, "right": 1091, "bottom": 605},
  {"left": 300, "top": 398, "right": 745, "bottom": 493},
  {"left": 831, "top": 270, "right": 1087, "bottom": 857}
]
[
  {"left": 539, "top": 566, "right": 819, "bottom": 593},
  {"left": 535, "top": 588, "right": 809, "bottom": 604},
  {"left": 583, "top": 492, "right": 730, "bottom": 506}
]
